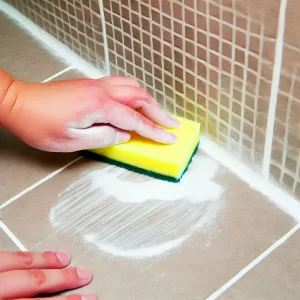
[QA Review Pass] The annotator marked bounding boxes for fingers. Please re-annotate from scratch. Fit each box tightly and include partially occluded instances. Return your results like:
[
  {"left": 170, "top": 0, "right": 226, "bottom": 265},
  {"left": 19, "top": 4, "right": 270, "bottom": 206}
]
[
  {"left": 136, "top": 99, "right": 181, "bottom": 129},
  {"left": 0, "top": 267, "right": 92, "bottom": 299},
  {"left": 68, "top": 124, "right": 131, "bottom": 150},
  {"left": 100, "top": 76, "right": 141, "bottom": 87},
  {"left": 100, "top": 80, "right": 180, "bottom": 129},
  {"left": 17, "top": 293, "right": 96, "bottom": 300},
  {"left": 0, "top": 251, "right": 70, "bottom": 273},
  {"left": 105, "top": 103, "right": 177, "bottom": 144}
]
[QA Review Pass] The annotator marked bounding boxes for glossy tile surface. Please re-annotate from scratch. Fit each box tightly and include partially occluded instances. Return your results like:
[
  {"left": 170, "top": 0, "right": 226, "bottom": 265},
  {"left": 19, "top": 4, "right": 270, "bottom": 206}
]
[
  {"left": 0, "top": 151, "right": 296, "bottom": 299},
  {"left": 0, "top": 12, "right": 67, "bottom": 82},
  {"left": 221, "top": 229, "right": 300, "bottom": 300}
]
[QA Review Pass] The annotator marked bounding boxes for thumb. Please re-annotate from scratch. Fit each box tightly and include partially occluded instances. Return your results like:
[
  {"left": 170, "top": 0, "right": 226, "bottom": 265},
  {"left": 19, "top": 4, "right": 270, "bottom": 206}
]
[{"left": 68, "top": 125, "right": 131, "bottom": 150}]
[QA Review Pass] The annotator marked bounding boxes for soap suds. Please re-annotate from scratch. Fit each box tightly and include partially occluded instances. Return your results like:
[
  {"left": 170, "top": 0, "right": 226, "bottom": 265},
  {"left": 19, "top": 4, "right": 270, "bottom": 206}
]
[{"left": 50, "top": 153, "right": 224, "bottom": 258}]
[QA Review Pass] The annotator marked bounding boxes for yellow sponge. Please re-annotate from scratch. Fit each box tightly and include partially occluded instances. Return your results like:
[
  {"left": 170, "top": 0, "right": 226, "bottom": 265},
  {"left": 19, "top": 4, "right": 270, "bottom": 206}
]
[{"left": 83, "top": 116, "right": 201, "bottom": 182}]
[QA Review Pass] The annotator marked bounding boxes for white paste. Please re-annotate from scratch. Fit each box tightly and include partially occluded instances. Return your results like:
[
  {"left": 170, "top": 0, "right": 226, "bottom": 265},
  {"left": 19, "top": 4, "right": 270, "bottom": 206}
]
[
  {"left": 89, "top": 155, "right": 223, "bottom": 203},
  {"left": 50, "top": 153, "right": 223, "bottom": 259}
]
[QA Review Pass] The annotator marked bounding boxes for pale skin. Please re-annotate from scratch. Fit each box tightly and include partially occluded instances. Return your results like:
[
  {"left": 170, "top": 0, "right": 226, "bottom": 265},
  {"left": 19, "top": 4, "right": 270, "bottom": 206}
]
[{"left": 0, "top": 68, "right": 181, "bottom": 299}]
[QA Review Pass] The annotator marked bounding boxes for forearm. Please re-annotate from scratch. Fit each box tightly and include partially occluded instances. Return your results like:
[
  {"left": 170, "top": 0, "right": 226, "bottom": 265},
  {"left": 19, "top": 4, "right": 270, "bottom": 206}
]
[{"left": 0, "top": 69, "right": 16, "bottom": 128}]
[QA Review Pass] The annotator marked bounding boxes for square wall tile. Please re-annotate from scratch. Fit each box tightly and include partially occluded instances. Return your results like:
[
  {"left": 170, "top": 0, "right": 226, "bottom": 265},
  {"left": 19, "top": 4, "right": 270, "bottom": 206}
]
[
  {"left": 0, "top": 151, "right": 296, "bottom": 299},
  {"left": 0, "top": 12, "right": 68, "bottom": 82},
  {"left": 220, "top": 228, "right": 300, "bottom": 300}
]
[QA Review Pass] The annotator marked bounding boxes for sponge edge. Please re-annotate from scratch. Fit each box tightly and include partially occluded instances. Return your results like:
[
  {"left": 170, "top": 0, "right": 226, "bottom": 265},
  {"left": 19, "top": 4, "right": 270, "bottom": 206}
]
[{"left": 82, "top": 116, "right": 201, "bottom": 182}]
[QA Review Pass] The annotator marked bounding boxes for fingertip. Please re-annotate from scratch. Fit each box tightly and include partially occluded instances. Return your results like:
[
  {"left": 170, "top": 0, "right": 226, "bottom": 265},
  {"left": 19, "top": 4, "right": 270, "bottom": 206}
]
[
  {"left": 77, "top": 268, "right": 93, "bottom": 284},
  {"left": 168, "top": 116, "right": 181, "bottom": 128},
  {"left": 151, "top": 128, "right": 178, "bottom": 144},
  {"left": 116, "top": 131, "right": 131, "bottom": 144},
  {"left": 165, "top": 132, "right": 178, "bottom": 144},
  {"left": 160, "top": 110, "right": 181, "bottom": 128},
  {"left": 142, "top": 99, "right": 181, "bottom": 129},
  {"left": 80, "top": 293, "right": 97, "bottom": 300},
  {"left": 56, "top": 251, "right": 71, "bottom": 266}
]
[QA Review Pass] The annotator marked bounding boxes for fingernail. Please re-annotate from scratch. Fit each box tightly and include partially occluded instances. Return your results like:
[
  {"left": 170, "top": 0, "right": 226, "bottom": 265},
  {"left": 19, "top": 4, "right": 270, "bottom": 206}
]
[
  {"left": 117, "top": 132, "right": 131, "bottom": 144},
  {"left": 77, "top": 268, "right": 93, "bottom": 282},
  {"left": 56, "top": 251, "right": 70, "bottom": 264},
  {"left": 81, "top": 292, "right": 97, "bottom": 300},
  {"left": 164, "top": 132, "right": 178, "bottom": 143},
  {"left": 168, "top": 116, "right": 181, "bottom": 128}
]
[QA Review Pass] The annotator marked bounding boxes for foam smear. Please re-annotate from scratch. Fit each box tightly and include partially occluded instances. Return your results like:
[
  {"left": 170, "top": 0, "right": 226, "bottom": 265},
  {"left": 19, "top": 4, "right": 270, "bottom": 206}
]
[{"left": 50, "top": 153, "right": 224, "bottom": 259}]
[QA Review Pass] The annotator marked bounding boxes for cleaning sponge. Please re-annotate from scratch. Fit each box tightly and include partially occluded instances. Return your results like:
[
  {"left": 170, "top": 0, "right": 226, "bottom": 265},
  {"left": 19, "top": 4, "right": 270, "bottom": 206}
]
[{"left": 82, "top": 116, "right": 201, "bottom": 182}]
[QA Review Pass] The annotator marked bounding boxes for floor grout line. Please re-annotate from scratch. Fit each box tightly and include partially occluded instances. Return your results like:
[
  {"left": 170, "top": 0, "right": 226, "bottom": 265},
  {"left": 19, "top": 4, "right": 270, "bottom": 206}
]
[
  {"left": 0, "top": 220, "right": 28, "bottom": 251},
  {"left": 42, "top": 65, "right": 74, "bottom": 83},
  {"left": 205, "top": 222, "right": 300, "bottom": 300},
  {"left": 0, "top": 156, "right": 82, "bottom": 210}
]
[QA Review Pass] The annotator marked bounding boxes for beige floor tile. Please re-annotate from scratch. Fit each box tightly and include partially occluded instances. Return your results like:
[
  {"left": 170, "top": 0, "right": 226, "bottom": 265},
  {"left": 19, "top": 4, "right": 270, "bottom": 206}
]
[
  {"left": 0, "top": 151, "right": 296, "bottom": 299},
  {"left": 219, "top": 228, "right": 300, "bottom": 300},
  {"left": 0, "top": 12, "right": 67, "bottom": 82},
  {"left": 0, "top": 226, "right": 19, "bottom": 251},
  {"left": 0, "top": 69, "right": 87, "bottom": 205},
  {"left": 0, "top": 128, "right": 78, "bottom": 205}
]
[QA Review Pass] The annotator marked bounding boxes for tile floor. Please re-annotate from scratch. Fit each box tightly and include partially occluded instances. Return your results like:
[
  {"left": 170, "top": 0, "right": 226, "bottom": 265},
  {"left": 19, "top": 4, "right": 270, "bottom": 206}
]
[
  {"left": 0, "top": 224, "right": 19, "bottom": 251},
  {"left": 0, "top": 10, "right": 300, "bottom": 300}
]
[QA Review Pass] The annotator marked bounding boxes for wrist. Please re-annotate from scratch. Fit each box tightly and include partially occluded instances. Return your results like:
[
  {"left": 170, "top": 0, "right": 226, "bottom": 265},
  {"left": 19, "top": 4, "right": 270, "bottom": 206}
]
[{"left": 0, "top": 69, "right": 18, "bottom": 128}]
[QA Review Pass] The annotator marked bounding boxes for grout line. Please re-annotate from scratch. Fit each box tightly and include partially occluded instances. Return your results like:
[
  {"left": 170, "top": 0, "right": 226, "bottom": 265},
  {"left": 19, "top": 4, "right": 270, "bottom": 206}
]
[
  {"left": 251, "top": 23, "right": 264, "bottom": 162},
  {"left": 0, "top": 157, "right": 82, "bottom": 211},
  {"left": 262, "top": 0, "right": 288, "bottom": 179},
  {"left": 279, "top": 68, "right": 296, "bottom": 184},
  {"left": 205, "top": 0, "right": 210, "bottom": 134},
  {"left": 98, "top": 0, "right": 110, "bottom": 76},
  {"left": 238, "top": 14, "right": 250, "bottom": 156},
  {"left": 42, "top": 65, "right": 74, "bottom": 83},
  {"left": 205, "top": 222, "right": 300, "bottom": 300},
  {"left": 227, "top": 0, "right": 237, "bottom": 146},
  {"left": 293, "top": 150, "right": 300, "bottom": 192},
  {"left": 0, "top": 220, "right": 28, "bottom": 251}
]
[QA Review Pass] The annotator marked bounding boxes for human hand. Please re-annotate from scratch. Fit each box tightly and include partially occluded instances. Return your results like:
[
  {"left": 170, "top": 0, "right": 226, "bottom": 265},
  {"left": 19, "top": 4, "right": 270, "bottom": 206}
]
[
  {"left": 2, "top": 76, "right": 180, "bottom": 152},
  {"left": 0, "top": 251, "right": 95, "bottom": 300}
]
